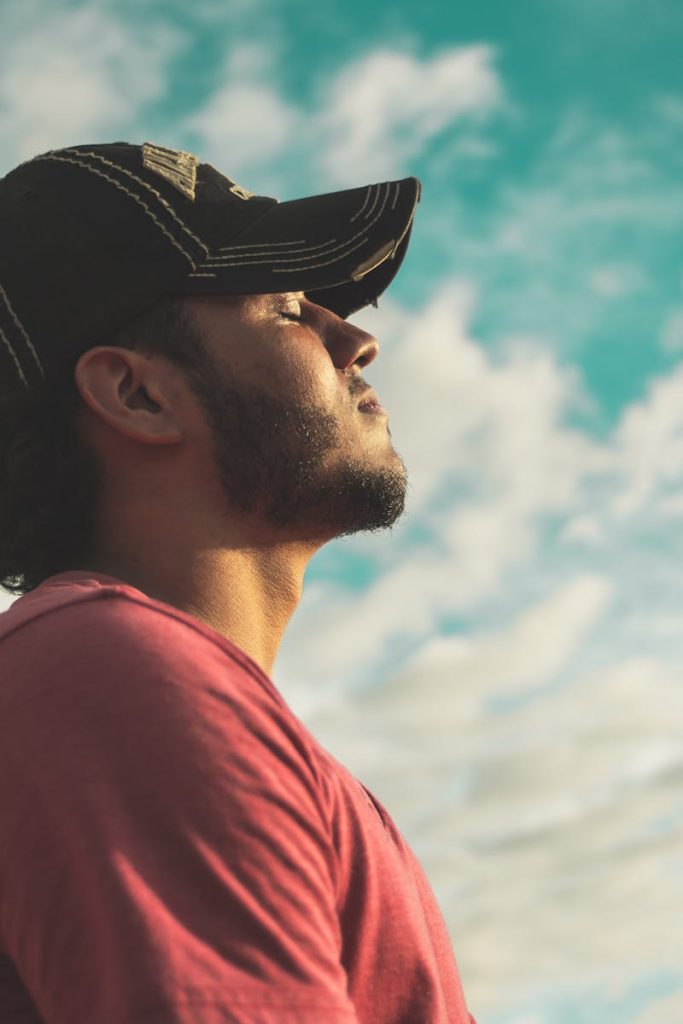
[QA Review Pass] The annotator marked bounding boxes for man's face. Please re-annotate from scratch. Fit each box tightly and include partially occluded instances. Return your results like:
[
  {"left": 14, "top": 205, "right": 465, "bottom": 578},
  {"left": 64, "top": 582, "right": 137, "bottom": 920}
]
[{"left": 178, "top": 291, "right": 408, "bottom": 541}]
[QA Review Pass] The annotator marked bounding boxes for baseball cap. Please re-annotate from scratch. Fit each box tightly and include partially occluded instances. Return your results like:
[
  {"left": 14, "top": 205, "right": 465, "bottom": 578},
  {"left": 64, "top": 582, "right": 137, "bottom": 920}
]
[{"left": 0, "top": 141, "right": 421, "bottom": 398}]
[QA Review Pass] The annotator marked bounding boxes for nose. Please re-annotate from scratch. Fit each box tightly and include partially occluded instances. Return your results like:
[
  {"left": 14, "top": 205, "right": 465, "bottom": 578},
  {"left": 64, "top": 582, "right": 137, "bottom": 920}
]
[{"left": 321, "top": 307, "right": 380, "bottom": 373}]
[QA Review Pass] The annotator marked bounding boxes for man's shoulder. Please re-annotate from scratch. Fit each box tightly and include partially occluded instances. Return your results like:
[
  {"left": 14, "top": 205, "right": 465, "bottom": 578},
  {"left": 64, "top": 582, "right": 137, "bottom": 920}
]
[
  {"left": 1, "top": 573, "right": 331, "bottom": 821},
  {"left": 0, "top": 571, "right": 204, "bottom": 650},
  {"left": 0, "top": 572, "right": 268, "bottom": 710}
]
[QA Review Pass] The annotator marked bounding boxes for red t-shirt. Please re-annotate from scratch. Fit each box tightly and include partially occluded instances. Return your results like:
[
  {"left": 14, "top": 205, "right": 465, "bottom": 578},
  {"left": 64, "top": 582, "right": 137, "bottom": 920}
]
[{"left": 0, "top": 571, "right": 476, "bottom": 1023}]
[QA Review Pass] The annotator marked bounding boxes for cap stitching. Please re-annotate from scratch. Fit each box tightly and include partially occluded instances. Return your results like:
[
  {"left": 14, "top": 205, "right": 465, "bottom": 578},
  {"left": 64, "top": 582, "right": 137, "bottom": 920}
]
[
  {"left": 191, "top": 182, "right": 392, "bottom": 272},
  {"left": 215, "top": 181, "right": 400, "bottom": 259},
  {"left": 30, "top": 155, "right": 197, "bottom": 268},
  {"left": 271, "top": 235, "right": 370, "bottom": 272},
  {"left": 188, "top": 230, "right": 367, "bottom": 277},
  {"left": 0, "top": 284, "right": 43, "bottom": 376},
  {"left": 67, "top": 149, "right": 209, "bottom": 257},
  {"left": 0, "top": 323, "right": 30, "bottom": 388},
  {"left": 208, "top": 239, "right": 337, "bottom": 261},
  {"left": 349, "top": 185, "right": 373, "bottom": 223},
  {"left": 199, "top": 237, "right": 346, "bottom": 266},
  {"left": 363, "top": 183, "right": 382, "bottom": 222},
  {"left": 273, "top": 181, "right": 392, "bottom": 271},
  {"left": 217, "top": 239, "right": 307, "bottom": 253}
]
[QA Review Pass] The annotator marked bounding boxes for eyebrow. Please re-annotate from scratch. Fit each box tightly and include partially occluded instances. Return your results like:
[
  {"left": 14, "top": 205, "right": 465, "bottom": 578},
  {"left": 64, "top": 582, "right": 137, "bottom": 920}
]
[{"left": 263, "top": 292, "right": 305, "bottom": 307}]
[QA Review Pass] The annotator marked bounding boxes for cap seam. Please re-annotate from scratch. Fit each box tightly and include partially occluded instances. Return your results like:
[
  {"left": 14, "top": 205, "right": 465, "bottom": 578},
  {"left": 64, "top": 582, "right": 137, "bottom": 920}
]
[
  {"left": 190, "top": 181, "right": 394, "bottom": 275},
  {"left": 362, "top": 183, "right": 382, "bottom": 222},
  {"left": 0, "top": 284, "right": 42, "bottom": 369},
  {"left": 0, "top": 283, "right": 44, "bottom": 389},
  {"left": 0, "top": 323, "right": 30, "bottom": 388},
  {"left": 29, "top": 154, "right": 198, "bottom": 269},
  {"left": 349, "top": 184, "right": 374, "bottom": 223},
  {"left": 180, "top": 193, "right": 290, "bottom": 280},
  {"left": 217, "top": 239, "right": 307, "bottom": 253},
  {"left": 67, "top": 148, "right": 209, "bottom": 258}
]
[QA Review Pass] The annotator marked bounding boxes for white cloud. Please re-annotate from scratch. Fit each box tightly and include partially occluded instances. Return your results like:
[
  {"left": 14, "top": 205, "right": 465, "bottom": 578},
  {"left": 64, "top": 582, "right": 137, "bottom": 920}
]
[
  {"left": 185, "top": 42, "right": 506, "bottom": 191},
  {"left": 315, "top": 44, "right": 505, "bottom": 184},
  {"left": 185, "top": 81, "right": 300, "bottom": 174},
  {"left": 632, "top": 988, "right": 683, "bottom": 1024},
  {"left": 426, "top": 112, "right": 683, "bottom": 373},
  {"left": 588, "top": 262, "right": 647, "bottom": 297},
  {"left": 277, "top": 530, "right": 683, "bottom": 1014},
  {"left": 657, "top": 492, "right": 683, "bottom": 520},
  {"left": 367, "top": 283, "right": 602, "bottom": 526},
  {"left": 652, "top": 93, "right": 683, "bottom": 128},
  {"left": 0, "top": 2, "right": 183, "bottom": 172},
  {"left": 559, "top": 514, "right": 606, "bottom": 545},
  {"left": 661, "top": 308, "right": 683, "bottom": 352},
  {"left": 272, "top": 279, "right": 683, "bottom": 1016},
  {"left": 182, "top": 40, "right": 301, "bottom": 181},
  {"left": 609, "top": 364, "right": 683, "bottom": 519},
  {"left": 275, "top": 274, "right": 683, "bottom": 695},
  {"left": 403, "top": 573, "right": 614, "bottom": 698},
  {"left": 279, "top": 631, "right": 683, "bottom": 1018},
  {"left": 277, "top": 281, "right": 610, "bottom": 686}
]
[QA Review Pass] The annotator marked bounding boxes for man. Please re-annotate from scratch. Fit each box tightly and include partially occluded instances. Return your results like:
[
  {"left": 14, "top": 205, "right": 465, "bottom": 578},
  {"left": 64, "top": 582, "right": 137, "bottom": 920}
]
[{"left": 0, "top": 142, "right": 476, "bottom": 1022}]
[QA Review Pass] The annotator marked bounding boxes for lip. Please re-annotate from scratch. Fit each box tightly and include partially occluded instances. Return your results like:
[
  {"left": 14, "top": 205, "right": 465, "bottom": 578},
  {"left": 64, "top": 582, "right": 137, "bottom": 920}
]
[
  {"left": 358, "top": 401, "right": 387, "bottom": 416},
  {"left": 357, "top": 387, "right": 385, "bottom": 414}
]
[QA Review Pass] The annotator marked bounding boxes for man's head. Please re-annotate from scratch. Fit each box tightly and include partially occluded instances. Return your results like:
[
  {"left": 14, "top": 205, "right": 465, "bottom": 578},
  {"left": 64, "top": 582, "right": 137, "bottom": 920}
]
[
  {"left": 72, "top": 290, "right": 408, "bottom": 554},
  {"left": 0, "top": 141, "right": 421, "bottom": 594}
]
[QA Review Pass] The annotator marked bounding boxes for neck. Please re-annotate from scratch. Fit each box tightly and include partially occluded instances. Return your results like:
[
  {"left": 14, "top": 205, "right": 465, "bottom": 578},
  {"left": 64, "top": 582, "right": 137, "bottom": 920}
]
[{"left": 82, "top": 538, "right": 317, "bottom": 678}]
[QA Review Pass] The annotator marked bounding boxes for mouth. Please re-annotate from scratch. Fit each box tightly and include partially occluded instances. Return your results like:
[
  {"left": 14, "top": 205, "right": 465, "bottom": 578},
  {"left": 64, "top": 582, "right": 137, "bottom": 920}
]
[
  {"left": 358, "top": 400, "right": 386, "bottom": 416},
  {"left": 357, "top": 387, "right": 386, "bottom": 416}
]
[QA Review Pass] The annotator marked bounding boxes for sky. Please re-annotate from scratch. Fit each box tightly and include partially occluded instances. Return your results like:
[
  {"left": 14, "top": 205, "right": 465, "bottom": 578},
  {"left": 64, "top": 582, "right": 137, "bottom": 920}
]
[{"left": 1, "top": 1, "right": 682, "bottom": 1021}]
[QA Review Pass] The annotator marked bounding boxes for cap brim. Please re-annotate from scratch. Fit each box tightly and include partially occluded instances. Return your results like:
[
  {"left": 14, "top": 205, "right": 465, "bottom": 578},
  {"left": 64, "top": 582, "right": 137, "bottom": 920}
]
[{"left": 179, "top": 177, "right": 421, "bottom": 319}]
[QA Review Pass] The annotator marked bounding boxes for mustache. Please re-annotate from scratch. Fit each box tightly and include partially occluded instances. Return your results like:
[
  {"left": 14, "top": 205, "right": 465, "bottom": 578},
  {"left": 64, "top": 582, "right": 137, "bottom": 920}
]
[{"left": 346, "top": 374, "right": 371, "bottom": 400}]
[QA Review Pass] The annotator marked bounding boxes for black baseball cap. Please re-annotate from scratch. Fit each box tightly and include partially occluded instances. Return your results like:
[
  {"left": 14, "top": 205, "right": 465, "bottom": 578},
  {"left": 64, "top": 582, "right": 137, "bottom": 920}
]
[{"left": 0, "top": 141, "right": 421, "bottom": 398}]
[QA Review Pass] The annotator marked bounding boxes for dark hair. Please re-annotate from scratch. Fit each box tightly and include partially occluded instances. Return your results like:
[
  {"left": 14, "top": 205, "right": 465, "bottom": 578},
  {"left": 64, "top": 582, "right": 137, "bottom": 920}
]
[{"left": 0, "top": 294, "right": 209, "bottom": 597}]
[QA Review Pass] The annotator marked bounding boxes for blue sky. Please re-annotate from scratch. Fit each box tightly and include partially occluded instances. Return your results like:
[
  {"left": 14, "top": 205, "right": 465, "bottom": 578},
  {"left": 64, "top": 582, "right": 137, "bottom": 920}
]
[{"left": 1, "top": 1, "right": 682, "bottom": 1021}]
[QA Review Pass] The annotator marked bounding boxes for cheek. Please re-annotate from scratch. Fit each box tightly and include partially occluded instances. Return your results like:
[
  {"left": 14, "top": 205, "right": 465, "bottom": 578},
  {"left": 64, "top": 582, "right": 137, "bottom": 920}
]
[{"left": 276, "top": 345, "right": 341, "bottom": 408}]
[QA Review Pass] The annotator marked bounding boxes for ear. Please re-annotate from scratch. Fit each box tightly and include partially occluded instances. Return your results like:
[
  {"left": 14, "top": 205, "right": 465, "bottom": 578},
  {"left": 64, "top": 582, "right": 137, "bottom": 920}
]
[{"left": 74, "top": 346, "right": 185, "bottom": 446}]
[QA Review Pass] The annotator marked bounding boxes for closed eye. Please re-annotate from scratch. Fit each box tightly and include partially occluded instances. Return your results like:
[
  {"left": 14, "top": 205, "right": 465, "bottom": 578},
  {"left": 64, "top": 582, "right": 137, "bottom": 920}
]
[{"left": 279, "top": 310, "right": 303, "bottom": 321}]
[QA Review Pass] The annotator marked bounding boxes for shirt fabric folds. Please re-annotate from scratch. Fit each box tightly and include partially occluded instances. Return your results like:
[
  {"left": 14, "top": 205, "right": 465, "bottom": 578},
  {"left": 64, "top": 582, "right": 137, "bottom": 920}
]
[{"left": 0, "top": 571, "right": 476, "bottom": 1023}]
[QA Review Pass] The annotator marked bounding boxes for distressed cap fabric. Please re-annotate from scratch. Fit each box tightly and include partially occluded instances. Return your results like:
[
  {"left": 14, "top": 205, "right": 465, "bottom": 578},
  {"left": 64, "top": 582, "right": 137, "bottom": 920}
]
[{"left": 0, "top": 140, "right": 421, "bottom": 398}]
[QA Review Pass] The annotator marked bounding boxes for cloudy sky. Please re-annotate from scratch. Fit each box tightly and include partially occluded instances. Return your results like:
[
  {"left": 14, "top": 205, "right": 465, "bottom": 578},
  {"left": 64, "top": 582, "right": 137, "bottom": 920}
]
[{"left": 1, "top": 1, "right": 682, "bottom": 1021}]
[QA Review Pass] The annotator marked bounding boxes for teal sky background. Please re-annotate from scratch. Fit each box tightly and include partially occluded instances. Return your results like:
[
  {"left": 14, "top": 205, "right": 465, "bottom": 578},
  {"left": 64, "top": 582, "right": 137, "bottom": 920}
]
[{"left": 1, "top": 2, "right": 682, "bottom": 1022}]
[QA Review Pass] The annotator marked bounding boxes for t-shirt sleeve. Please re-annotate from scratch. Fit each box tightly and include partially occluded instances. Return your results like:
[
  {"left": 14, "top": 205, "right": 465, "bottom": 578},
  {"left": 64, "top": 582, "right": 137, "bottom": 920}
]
[{"left": 0, "top": 596, "right": 359, "bottom": 1024}]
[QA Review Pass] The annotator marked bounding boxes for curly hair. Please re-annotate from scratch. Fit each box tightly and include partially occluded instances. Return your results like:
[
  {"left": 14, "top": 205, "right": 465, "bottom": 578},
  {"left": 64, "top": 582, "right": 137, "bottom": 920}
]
[{"left": 0, "top": 294, "right": 211, "bottom": 597}]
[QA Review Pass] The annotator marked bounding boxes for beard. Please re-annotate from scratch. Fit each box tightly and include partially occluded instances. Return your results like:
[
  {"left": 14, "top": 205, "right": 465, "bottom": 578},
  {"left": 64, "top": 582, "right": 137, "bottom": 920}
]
[{"left": 182, "top": 351, "right": 408, "bottom": 541}]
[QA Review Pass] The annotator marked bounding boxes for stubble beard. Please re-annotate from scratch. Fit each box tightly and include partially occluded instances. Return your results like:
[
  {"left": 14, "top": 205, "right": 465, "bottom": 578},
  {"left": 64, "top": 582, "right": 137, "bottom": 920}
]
[{"left": 186, "top": 363, "right": 408, "bottom": 540}]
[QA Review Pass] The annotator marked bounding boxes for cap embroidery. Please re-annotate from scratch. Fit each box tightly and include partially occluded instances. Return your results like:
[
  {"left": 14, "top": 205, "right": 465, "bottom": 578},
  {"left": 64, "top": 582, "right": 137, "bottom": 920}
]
[
  {"left": 142, "top": 142, "right": 199, "bottom": 201},
  {"left": 228, "top": 182, "right": 254, "bottom": 201}
]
